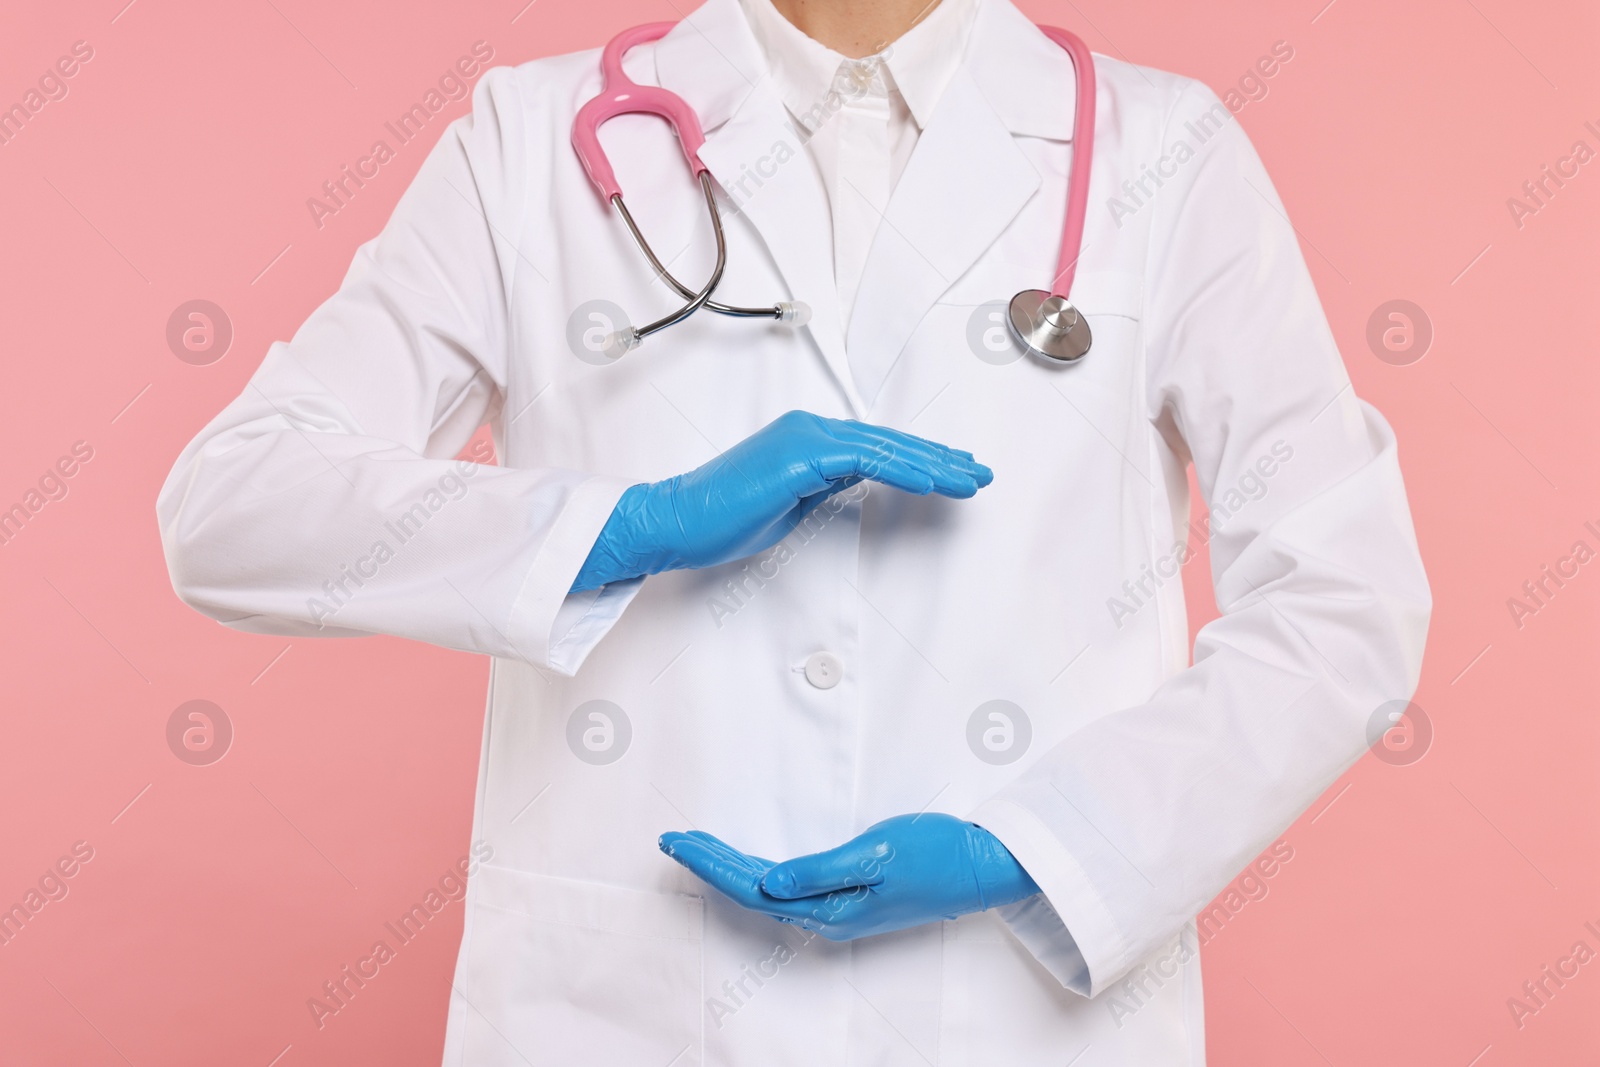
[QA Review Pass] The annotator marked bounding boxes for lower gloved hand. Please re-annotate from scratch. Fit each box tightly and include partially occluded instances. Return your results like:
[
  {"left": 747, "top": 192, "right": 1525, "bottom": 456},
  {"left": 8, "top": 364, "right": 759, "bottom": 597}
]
[
  {"left": 659, "top": 813, "right": 1040, "bottom": 941},
  {"left": 571, "top": 411, "right": 992, "bottom": 592}
]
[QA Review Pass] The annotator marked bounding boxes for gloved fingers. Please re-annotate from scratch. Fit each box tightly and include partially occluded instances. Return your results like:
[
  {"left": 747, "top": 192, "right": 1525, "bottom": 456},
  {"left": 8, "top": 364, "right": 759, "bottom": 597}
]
[
  {"left": 813, "top": 449, "right": 984, "bottom": 499},
  {"left": 827, "top": 421, "right": 992, "bottom": 486},
  {"left": 660, "top": 835, "right": 764, "bottom": 900},
  {"left": 815, "top": 433, "right": 992, "bottom": 499},
  {"left": 661, "top": 836, "right": 826, "bottom": 923},
  {"left": 661, "top": 831, "right": 762, "bottom": 876},
  {"left": 810, "top": 451, "right": 932, "bottom": 496},
  {"left": 760, "top": 841, "right": 888, "bottom": 900},
  {"left": 778, "top": 884, "right": 877, "bottom": 938},
  {"left": 831, "top": 419, "right": 977, "bottom": 464},
  {"left": 678, "top": 829, "right": 777, "bottom": 868},
  {"left": 826, "top": 424, "right": 964, "bottom": 471}
]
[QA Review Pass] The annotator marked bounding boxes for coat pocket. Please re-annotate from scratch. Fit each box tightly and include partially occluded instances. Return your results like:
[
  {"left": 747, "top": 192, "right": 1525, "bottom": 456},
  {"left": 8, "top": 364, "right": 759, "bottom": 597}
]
[{"left": 450, "top": 866, "right": 704, "bottom": 1067}]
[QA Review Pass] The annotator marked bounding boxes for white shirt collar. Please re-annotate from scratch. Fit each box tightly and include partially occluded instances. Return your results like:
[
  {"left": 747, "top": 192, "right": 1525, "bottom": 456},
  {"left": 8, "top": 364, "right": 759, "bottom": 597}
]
[{"left": 737, "top": 0, "right": 978, "bottom": 132}]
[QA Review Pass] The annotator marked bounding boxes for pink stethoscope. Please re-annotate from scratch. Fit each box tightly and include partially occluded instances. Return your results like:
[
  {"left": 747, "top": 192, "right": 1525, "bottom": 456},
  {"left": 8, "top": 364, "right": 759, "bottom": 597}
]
[{"left": 572, "top": 22, "right": 1097, "bottom": 363}]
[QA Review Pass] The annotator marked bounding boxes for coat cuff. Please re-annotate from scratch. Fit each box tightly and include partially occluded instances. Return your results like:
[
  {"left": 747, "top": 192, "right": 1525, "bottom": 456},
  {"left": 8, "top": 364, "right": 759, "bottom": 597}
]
[
  {"left": 507, "top": 474, "right": 642, "bottom": 675},
  {"left": 969, "top": 796, "right": 1126, "bottom": 997}
]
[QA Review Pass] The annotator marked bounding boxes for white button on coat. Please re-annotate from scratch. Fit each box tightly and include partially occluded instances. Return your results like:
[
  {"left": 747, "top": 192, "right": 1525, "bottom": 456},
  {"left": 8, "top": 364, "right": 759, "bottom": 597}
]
[{"left": 804, "top": 651, "right": 843, "bottom": 689}]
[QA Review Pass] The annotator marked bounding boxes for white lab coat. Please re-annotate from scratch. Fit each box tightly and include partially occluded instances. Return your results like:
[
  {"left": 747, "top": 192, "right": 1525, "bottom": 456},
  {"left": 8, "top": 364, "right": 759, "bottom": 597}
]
[{"left": 156, "top": 0, "right": 1431, "bottom": 1062}]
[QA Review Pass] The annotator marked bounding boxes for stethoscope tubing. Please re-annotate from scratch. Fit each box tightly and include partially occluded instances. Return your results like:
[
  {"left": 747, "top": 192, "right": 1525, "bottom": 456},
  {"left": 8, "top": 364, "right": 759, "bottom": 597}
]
[
  {"left": 573, "top": 20, "right": 1098, "bottom": 358},
  {"left": 614, "top": 181, "right": 790, "bottom": 321},
  {"left": 1037, "top": 26, "right": 1095, "bottom": 301},
  {"left": 618, "top": 172, "right": 729, "bottom": 342}
]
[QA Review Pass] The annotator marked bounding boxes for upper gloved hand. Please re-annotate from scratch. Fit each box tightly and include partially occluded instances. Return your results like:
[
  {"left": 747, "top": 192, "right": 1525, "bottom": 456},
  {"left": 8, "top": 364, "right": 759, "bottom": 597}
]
[
  {"left": 659, "top": 813, "right": 1040, "bottom": 941},
  {"left": 571, "top": 411, "right": 993, "bottom": 592}
]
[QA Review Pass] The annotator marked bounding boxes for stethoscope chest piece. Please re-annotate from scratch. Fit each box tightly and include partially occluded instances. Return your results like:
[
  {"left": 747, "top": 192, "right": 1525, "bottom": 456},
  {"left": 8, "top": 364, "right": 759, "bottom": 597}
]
[{"left": 1007, "top": 289, "right": 1092, "bottom": 364}]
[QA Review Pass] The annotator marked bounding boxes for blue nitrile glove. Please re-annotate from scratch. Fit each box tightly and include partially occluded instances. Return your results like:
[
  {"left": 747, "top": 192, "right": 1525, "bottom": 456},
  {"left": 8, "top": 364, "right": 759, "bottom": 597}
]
[
  {"left": 658, "top": 813, "right": 1040, "bottom": 941},
  {"left": 571, "top": 411, "right": 993, "bottom": 592}
]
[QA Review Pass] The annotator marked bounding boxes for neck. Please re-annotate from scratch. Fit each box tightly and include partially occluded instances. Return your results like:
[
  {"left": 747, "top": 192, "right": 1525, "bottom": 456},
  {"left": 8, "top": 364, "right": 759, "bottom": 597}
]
[{"left": 768, "top": 0, "right": 942, "bottom": 58}]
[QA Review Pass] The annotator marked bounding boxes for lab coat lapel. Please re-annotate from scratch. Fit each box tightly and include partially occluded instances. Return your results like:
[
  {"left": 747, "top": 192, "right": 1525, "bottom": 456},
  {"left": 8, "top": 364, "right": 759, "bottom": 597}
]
[
  {"left": 844, "top": 0, "right": 1087, "bottom": 410},
  {"left": 845, "top": 63, "right": 1041, "bottom": 410},
  {"left": 700, "top": 91, "right": 863, "bottom": 414},
  {"left": 655, "top": 0, "right": 864, "bottom": 415}
]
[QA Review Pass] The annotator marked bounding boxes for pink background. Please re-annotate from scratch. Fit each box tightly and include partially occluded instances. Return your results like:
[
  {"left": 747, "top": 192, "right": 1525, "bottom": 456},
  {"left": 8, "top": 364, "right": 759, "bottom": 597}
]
[{"left": 1, "top": 0, "right": 1596, "bottom": 1063}]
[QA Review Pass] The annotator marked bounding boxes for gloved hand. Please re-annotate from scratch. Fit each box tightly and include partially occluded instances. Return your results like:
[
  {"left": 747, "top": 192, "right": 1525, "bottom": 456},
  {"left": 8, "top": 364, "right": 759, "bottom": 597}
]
[
  {"left": 659, "top": 813, "right": 1040, "bottom": 941},
  {"left": 571, "top": 411, "right": 992, "bottom": 592}
]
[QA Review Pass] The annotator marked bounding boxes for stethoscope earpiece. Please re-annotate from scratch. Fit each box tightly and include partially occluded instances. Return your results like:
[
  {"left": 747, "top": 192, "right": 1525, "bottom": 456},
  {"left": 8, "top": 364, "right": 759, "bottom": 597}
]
[
  {"left": 605, "top": 326, "right": 642, "bottom": 358},
  {"left": 776, "top": 301, "right": 811, "bottom": 327},
  {"left": 1007, "top": 289, "right": 1092, "bottom": 364},
  {"left": 602, "top": 300, "right": 811, "bottom": 361}
]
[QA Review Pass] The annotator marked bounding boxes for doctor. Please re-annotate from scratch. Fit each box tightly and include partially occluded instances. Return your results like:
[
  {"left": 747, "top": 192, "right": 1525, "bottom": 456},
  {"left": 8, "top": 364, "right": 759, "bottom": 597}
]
[{"left": 158, "top": 0, "right": 1431, "bottom": 1062}]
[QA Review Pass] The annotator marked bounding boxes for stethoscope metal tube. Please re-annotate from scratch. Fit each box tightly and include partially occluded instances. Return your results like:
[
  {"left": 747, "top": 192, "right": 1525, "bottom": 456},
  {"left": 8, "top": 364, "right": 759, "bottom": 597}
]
[
  {"left": 613, "top": 177, "right": 808, "bottom": 325},
  {"left": 608, "top": 173, "right": 729, "bottom": 351}
]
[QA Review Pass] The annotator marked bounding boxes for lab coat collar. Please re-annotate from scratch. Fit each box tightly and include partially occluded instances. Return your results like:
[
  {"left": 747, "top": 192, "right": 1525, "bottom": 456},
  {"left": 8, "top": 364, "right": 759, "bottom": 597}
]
[
  {"left": 653, "top": 0, "right": 1084, "bottom": 412},
  {"left": 655, "top": 0, "right": 1081, "bottom": 143},
  {"left": 656, "top": 0, "right": 866, "bottom": 413},
  {"left": 652, "top": 0, "right": 766, "bottom": 140},
  {"left": 883, "top": 0, "right": 979, "bottom": 132},
  {"left": 735, "top": 0, "right": 978, "bottom": 136},
  {"left": 735, "top": 0, "right": 854, "bottom": 135},
  {"left": 966, "top": 0, "right": 1081, "bottom": 142}
]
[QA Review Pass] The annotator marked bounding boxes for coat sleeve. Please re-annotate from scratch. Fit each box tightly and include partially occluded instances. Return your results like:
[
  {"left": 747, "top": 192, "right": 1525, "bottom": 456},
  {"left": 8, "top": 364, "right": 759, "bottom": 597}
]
[
  {"left": 156, "top": 66, "right": 640, "bottom": 676},
  {"left": 968, "top": 79, "right": 1432, "bottom": 995}
]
